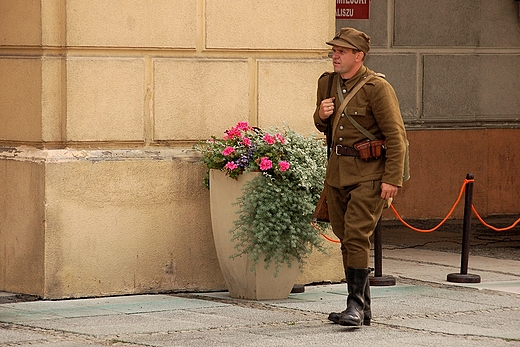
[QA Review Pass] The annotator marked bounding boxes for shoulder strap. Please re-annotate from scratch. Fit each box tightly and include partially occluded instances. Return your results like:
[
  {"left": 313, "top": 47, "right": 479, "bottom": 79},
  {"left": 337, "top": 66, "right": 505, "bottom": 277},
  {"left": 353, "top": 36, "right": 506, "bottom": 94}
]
[
  {"left": 325, "top": 73, "right": 336, "bottom": 158},
  {"left": 347, "top": 114, "right": 377, "bottom": 140},
  {"left": 332, "top": 75, "right": 374, "bottom": 140},
  {"left": 326, "top": 72, "right": 335, "bottom": 98}
]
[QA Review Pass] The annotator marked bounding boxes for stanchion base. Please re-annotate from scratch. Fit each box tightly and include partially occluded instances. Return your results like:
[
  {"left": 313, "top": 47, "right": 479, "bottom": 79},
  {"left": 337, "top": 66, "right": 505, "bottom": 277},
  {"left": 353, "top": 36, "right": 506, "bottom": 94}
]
[
  {"left": 447, "top": 273, "right": 481, "bottom": 283},
  {"left": 369, "top": 275, "right": 396, "bottom": 286}
]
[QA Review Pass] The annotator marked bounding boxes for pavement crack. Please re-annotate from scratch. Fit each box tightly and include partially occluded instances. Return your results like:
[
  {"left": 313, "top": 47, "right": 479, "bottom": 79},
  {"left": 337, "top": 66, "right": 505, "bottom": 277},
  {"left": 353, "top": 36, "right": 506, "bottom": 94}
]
[
  {"left": 376, "top": 321, "right": 520, "bottom": 343},
  {"left": 174, "top": 292, "right": 324, "bottom": 317},
  {"left": 0, "top": 322, "right": 137, "bottom": 346}
]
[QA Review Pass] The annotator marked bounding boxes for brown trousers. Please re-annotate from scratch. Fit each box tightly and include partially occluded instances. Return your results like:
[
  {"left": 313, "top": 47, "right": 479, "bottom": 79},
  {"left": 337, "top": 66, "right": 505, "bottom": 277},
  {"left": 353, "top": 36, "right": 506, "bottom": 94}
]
[{"left": 325, "top": 180, "right": 386, "bottom": 269}]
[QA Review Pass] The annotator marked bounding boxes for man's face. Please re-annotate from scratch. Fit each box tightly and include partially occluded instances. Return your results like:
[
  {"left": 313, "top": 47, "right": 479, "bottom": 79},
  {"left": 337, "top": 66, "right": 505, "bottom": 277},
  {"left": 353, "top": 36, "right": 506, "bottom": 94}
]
[{"left": 331, "top": 45, "right": 363, "bottom": 78}]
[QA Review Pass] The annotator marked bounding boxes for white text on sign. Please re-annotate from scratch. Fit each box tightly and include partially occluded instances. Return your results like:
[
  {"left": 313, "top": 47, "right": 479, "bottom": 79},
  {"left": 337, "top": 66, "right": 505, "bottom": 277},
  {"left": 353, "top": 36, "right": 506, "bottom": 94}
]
[{"left": 336, "top": 0, "right": 370, "bottom": 20}]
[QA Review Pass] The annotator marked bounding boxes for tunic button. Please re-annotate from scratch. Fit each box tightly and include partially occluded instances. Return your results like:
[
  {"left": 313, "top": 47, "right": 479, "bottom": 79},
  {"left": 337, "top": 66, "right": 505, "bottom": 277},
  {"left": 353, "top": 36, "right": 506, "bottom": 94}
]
[
  {"left": 341, "top": 113, "right": 345, "bottom": 118},
  {"left": 338, "top": 137, "right": 344, "bottom": 142},
  {"left": 339, "top": 126, "right": 344, "bottom": 130},
  {"left": 354, "top": 111, "right": 358, "bottom": 115},
  {"left": 342, "top": 89, "right": 347, "bottom": 94}
]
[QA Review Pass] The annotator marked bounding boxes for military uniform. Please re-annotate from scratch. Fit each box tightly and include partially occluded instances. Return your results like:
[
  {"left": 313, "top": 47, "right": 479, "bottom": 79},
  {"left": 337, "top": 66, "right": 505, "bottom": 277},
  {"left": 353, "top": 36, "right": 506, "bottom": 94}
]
[
  {"left": 313, "top": 65, "right": 407, "bottom": 269},
  {"left": 316, "top": 27, "right": 408, "bottom": 328}
]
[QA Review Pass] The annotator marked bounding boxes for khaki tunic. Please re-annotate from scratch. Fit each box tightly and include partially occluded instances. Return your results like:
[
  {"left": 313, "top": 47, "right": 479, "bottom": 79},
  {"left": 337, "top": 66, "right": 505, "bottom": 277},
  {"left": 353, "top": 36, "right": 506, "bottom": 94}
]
[
  {"left": 313, "top": 65, "right": 408, "bottom": 268},
  {"left": 313, "top": 65, "right": 407, "bottom": 189}
]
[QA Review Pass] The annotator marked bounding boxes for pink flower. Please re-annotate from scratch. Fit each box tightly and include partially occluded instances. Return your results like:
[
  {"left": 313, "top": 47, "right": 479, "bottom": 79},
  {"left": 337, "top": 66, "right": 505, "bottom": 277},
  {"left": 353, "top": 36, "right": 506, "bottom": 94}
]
[
  {"left": 224, "top": 162, "right": 238, "bottom": 170},
  {"left": 276, "top": 134, "right": 285, "bottom": 144},
  {"left": 236, "top": 122, "right": 249, "bottom": 131},
  {"left": 225, "top": 128, "right": 241, "bottom": 139},
  {"left": 222, "top": 146, "right": 235, "bottom": 156},
  {"left": 259, "top": 157, "right": 273, "bottom": 171},
  {"left": 278, "top": 161, "right": 290, "bottom": 172},
  {"left": 263, "top": 134, "right": 276, "bottom": 145},
  {"left": 242, "top": 137, "right": 252, "bottom": 147},
  {"left": 223, "top": 122, "right": 249, "bottom": 140}
]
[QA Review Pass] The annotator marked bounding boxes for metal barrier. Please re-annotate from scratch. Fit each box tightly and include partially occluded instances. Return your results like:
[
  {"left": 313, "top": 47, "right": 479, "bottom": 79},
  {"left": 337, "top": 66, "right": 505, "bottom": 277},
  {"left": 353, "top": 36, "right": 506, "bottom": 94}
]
[
  {"left": 370, "top": 218, "right": 396, "bottom": 286},
  {"left": 320, "top": 173, "right": 520, "bottom": 286},
  {"left": 447, "top": 174, "right": 481, "bottom": 283}
]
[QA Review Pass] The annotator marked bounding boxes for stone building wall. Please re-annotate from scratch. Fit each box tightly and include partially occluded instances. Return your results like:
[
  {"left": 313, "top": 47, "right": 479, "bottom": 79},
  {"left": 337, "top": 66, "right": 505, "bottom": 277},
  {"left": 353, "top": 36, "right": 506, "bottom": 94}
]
[
  {"left": 0, "top": 0, "right": 341, "bottom": 299},
  {"left": 0, "top": 0, "right": 519, "bottom": 298},
  {"left": 337, "top": 0, "right": 520, "bottom": 220}
]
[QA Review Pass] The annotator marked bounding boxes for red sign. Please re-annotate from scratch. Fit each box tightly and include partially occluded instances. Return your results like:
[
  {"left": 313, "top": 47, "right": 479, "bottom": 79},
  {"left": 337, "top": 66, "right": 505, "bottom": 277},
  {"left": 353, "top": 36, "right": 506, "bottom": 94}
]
[{"left": 336, "top": 0, "right": 370, "bottom": 20}]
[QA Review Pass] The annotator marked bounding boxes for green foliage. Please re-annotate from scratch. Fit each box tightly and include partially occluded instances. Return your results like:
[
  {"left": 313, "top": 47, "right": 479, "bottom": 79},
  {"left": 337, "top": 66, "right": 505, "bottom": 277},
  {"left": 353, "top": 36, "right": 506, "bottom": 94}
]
[
  {"left": 193, "top": 122, "right": 330, "bottom": 272},
  {"left": 230, "top": 128, "right": 329, "bottom": 272}
]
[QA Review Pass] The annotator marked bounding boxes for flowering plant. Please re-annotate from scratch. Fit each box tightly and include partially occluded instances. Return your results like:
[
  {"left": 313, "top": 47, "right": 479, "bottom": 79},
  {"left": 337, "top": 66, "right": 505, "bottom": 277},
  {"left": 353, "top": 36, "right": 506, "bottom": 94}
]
[
  {"left": 194, "top": 121, "right": 293, "bottom": 188},
  {"left": 194, "top": 121, "right": 329, "bottom": 271}
]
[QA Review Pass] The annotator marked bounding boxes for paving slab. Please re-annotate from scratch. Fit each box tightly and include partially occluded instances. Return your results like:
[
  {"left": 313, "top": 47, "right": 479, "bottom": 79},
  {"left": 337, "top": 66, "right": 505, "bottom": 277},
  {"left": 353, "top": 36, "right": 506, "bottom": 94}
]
[
  {"left": 379, "top": 248, "right": 520, "bottom": 294},
  {"left": 1, "top": 248, "right": 519, "bottom": 346}
]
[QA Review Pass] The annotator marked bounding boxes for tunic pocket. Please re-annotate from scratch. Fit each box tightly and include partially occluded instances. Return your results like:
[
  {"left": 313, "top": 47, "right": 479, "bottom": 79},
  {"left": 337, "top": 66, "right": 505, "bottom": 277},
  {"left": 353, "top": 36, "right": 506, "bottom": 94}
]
[{"left": 346, "top": 106, "right": 366, "bottom": 117}]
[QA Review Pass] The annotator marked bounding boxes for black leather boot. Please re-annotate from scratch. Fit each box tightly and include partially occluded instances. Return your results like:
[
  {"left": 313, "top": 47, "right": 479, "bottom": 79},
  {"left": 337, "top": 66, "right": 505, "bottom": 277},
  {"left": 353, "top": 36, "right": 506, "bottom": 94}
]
[
  {"left": 337, "top": 267, "right": 371, "bottom": 326},
  {"left": 328, "top": 271, "right": 371, "bottom": 326},
  {"left": 363, "top": 279, "right": 371, "bottom": 326}
]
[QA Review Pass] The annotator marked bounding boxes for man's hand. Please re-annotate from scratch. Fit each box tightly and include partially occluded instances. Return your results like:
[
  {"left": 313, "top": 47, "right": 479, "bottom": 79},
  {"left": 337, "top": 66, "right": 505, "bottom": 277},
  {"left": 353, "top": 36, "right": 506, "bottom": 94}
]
[
  {"left": 380, "top": 182, "right": 398, "bottom": 200},
  {"left": 319, "top": 97, "right": 335, "bottom": 120}
]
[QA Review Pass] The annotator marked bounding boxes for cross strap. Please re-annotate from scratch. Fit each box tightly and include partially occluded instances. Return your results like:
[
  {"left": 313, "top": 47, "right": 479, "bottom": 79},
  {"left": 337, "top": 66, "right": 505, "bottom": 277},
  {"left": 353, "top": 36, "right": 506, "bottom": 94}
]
[{"left": 333, "top": 75, "right": 376, "bottom": 141}]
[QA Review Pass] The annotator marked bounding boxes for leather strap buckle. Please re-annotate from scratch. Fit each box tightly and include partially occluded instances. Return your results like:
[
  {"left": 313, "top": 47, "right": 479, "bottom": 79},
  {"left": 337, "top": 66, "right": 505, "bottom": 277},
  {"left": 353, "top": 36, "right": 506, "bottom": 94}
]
[{"left": 335, "top": 144, "right": 359, "bottom": 157}]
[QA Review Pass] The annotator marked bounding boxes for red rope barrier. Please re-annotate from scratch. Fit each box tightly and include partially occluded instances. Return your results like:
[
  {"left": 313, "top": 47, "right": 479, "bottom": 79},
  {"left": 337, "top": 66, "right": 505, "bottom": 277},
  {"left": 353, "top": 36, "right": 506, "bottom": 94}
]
[
  {"left": 471, "top": 205, "right": 520, "bottom": 232},
  {"left": 321, "top": 232, "right": 341, "bottom": 243},
  {"left": 390, "top": 179, "right": 473, "bottom": 233},
  {"left": 317, "top": 178, "right": 519, "bottom": 243},
  {"left": 312, "top": 222, "right": 341, "bottom": 243}
]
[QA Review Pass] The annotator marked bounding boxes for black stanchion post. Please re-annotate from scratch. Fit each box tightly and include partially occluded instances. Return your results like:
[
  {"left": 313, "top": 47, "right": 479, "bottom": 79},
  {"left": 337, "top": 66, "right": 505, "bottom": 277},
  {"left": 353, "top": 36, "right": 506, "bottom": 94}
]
[
  {"left": 447, "top": 174, "right": 481, "bottom": 283},
  {"left": 370, "top": 217, "right": 396, "bottom": 286}
]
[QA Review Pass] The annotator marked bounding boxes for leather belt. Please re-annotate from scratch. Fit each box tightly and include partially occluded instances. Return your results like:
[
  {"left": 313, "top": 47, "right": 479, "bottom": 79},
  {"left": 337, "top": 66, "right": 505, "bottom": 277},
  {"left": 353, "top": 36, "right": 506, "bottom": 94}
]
[{"left": 334, "top": 144, "right": 359, "bottom": 157}]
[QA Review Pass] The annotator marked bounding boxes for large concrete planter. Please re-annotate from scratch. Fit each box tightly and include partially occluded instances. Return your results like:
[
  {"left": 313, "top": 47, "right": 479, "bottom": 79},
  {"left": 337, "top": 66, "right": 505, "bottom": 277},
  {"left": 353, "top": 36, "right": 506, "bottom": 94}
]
[{"left": 209, "top": 169, "right": 299, "bottom": 300}]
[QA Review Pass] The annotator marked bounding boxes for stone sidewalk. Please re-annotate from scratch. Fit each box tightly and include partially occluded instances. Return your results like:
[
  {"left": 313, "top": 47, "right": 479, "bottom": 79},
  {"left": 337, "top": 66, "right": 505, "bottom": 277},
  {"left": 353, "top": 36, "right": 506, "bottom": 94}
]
[{"left": 1, "top": 247, "right": 519, "bottom": 347}]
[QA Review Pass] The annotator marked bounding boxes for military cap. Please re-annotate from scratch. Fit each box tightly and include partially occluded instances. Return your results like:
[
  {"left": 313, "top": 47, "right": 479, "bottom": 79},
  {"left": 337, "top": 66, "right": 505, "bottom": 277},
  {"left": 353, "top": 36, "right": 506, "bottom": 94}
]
[{"left": 326, "top": 27, "right": 371, "bottom": 54}]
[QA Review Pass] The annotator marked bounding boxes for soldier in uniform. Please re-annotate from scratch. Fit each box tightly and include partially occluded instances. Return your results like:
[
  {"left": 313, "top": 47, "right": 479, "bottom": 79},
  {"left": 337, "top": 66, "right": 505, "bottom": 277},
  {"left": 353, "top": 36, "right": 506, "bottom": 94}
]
[{"left": 313, "top": 27, "right": 407, "bottom": 327}]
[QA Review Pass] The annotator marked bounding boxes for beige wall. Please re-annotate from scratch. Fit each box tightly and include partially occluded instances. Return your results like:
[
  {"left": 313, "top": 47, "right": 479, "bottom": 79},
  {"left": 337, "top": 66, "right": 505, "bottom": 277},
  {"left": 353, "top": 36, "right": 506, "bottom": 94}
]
[
  {"left": 0, "top": 159, "right": 45, "bottom": 294},
  {"left": 1, "top": 0, "right": 519, "bottom": 299},
  {"left": 0, "top": 58, "right": 43, "bottom": 141},
  {"left": 43, "top": 151, "right": 221, "bottom": 297},
  {"left": 0, "top": 0, "right": 342, "bottom": 299}
]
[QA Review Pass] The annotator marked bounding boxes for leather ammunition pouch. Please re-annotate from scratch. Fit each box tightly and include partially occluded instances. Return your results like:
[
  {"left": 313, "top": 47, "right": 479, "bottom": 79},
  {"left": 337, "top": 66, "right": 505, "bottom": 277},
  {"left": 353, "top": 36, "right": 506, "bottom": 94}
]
[{"left": 353, "top": 139, "right": 385, "bottom": 160}]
